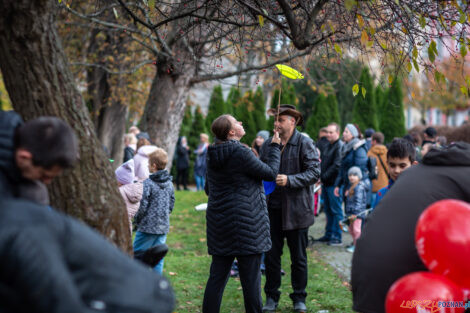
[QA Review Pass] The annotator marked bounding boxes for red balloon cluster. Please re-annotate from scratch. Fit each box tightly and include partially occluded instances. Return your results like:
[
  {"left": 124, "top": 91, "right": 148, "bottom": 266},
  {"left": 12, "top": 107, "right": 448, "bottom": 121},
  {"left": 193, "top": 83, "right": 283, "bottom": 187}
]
[{"left": 385, "top": 199, "right": 470, "bottom": 313}]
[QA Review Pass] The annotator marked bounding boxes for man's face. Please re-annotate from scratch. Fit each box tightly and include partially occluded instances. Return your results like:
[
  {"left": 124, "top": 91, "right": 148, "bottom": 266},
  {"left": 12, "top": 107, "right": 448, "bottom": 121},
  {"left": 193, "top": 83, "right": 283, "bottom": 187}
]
[
  {"left": 326, "top": 125, "right": 339, "bottom": 143},
  {"left": 274, "top": 115, "right": 295, "bottom": 136},
  {"left": 387, "top": 157, "right": 413, "bottom": 182},
  {"left": 15, "top": 149, "right": 63, "bottom": 184}
]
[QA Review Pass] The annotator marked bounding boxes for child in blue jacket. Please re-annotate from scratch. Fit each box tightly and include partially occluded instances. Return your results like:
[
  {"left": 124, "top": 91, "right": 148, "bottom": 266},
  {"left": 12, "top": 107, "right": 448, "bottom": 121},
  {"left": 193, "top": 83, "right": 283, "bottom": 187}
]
[{"left": 345, "top": 166, "right": 368, "bottom": 253}]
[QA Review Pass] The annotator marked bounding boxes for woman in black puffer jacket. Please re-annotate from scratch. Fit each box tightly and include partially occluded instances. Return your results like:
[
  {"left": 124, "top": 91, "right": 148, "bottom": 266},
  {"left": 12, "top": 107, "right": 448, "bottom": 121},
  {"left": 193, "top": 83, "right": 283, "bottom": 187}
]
[{"left": 202, "top": 114, "right": 281, "bottom": 313}]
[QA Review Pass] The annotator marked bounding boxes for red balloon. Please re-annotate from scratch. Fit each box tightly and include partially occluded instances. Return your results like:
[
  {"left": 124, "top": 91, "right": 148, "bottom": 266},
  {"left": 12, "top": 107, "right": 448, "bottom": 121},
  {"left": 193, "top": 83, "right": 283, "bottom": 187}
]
[
  {"left": 386, "top": 272, "right": 465, "bottom": 313},
  {"left": 415, "top": 199, "right": 470, "bottom": 290}
]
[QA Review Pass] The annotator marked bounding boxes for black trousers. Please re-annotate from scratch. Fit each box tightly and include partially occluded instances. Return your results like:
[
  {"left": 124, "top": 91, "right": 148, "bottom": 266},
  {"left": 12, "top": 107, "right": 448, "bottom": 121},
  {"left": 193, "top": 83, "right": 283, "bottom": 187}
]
[
  {"left": 176, "top": 168, "right": 188, "bottom": 189},
  {"left": 264, "top": 209, "right": 308, "bottom": 303},
  {"left": 203, "top": 254, "right": 262, "bottom": 313}
]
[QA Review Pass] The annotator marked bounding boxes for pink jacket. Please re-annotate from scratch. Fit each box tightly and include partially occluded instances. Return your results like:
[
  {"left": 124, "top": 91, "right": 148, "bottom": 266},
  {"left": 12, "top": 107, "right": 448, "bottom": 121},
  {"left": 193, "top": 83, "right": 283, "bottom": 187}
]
[{"left": 119, "top": 182, "right": 143, "bottom": 233}]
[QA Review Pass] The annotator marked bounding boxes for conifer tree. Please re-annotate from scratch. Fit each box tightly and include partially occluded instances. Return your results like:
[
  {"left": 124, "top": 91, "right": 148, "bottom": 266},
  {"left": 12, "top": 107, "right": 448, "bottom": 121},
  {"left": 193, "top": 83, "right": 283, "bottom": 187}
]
[
  {"left": 205, "top": 85, "right": 226, "bottom": 131},
  {"left": 189, "top": 105, "right": 208, "bottom": 149},
  {"left": 179, "top": 102, "right": 193, "bottom": 138},
  {"left": 352, "top": 68, "right": 378, "bottom": 133},
  {"left": 252, "top": 87, "right": 267, "bottom": 131},
  {"left": 375, "top": 85, "right": 385, "bottom": 130},
  {"left": 233, "top": 91, "right": 257, "bottom": 145},
  {"left": 225, "top": 86, "right": 241, "bottom": 115},
  {"left": 304, "top": 93, "right": 329, "bottom": 139},
  {"left": 381, "top": 77, "right": 406, "bottom": 143},
  {"left": 328, "top": 94, "right": 341, "bottom": 125}
]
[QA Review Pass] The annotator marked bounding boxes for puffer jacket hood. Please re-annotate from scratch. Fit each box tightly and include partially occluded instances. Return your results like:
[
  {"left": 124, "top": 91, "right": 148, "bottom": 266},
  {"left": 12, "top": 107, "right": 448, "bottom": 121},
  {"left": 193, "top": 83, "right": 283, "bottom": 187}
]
[
  {"left": 137, "top": 145, "right": 158, "bottom": 157},
  {"left": 120, "top": 182, "right": 143, "bottom": 204},
  {"left": 149, "top": 170, "right": 172, "bottom": 184},
  {"left": 423, "top": 141, "right": 470, "bottom": 166},
  {"left": 369, "top": 144, "right": 387, "bottom": 156},
  {"left": 207, "top": 140, "right": 237, "bottom": 169}
]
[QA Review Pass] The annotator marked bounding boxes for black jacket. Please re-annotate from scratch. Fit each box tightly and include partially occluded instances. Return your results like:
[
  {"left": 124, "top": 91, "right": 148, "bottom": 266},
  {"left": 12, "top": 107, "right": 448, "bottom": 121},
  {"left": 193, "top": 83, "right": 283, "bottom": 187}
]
[
  {"left": 260, "top": 130, "right": 321, "bottom": 230},
  {"left": 316, "top": 136, "right": 329, "bottom": 156},
  {"left": 351, "top": 142, "right": 470, "bottom": 313},
  {"left": 0, "top": 110, "right": 23, "bottom": 198},
  {"left": 123, "top": 146, "right": 135, "bottom": 163},
  {"left": 205, "top": 140, "right": 280, "bottom": 256},
  {"left": 320, "top": 139, "right": 343, "bottom": 187},
  {"left": 0, "top": 198, "right": 174, "bottom": 313},
  {"left": 175, "top": 145, "right": 190, "bottom": 170}
]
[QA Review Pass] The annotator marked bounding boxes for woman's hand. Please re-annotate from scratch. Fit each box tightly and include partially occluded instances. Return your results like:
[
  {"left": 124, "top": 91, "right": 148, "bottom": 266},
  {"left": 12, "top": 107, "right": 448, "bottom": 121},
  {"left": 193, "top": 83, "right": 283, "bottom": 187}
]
[
  {"left": 272, "top": 130, "right": 281, "bottom": 145},
  {"left": 334, "top": 187, "right": 340, "bottom": 197}
]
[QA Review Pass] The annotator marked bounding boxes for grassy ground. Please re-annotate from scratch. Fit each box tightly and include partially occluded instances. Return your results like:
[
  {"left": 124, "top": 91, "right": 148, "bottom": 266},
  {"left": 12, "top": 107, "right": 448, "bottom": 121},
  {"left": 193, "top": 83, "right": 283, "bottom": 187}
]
[{"left": 164, "top": 191, "right": 354, "bottom": 313}]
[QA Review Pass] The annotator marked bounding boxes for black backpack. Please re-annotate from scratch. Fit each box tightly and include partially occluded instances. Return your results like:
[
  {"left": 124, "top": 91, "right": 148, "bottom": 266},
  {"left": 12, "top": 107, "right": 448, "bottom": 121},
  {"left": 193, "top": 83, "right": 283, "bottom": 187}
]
[{"left": 359, "top": 145, "right": 378, "bottom": 180}]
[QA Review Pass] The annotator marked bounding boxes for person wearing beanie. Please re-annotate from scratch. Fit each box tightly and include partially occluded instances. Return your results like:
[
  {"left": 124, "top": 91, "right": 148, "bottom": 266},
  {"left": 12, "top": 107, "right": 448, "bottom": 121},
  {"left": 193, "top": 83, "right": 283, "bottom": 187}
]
[
  {"left": 115, "top": 159, "right": 143, "bottom": 234},
  {"left": 344, "top": 166, "right": 367, "bottom": 253},
  {"left": 252, "top": 130, "right": 270, "bottom": 158},
  {"left": 332, "top": 123, "right": 370, "bottom": 246}
]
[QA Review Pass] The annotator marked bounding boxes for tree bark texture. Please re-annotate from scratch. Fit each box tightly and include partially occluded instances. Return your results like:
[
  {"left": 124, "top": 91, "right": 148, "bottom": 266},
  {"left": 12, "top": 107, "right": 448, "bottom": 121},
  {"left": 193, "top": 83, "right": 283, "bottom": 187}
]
[
  {"left": 0, "top": 0, "right": 132, "bottom": 253},
  {"left": 139, "top": 65, "right": 191, "bottom": 168}
]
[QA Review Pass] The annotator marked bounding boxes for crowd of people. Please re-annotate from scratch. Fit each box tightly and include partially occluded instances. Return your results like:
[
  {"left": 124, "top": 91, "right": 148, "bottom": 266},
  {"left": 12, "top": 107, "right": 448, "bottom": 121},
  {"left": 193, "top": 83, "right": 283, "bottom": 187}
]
[{"left": 1, "top": 106, "right": 470, "bottom": 313}]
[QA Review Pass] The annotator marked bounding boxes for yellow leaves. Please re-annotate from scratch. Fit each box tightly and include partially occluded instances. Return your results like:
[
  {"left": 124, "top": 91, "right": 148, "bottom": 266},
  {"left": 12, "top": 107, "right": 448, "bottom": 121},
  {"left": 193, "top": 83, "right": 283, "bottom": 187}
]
[
  {"left": 412, "top": 47, "right": 418, "bottom": 59},
  {"left": 345, "top": 0, "right": 357, "bottom": 11},
  {"left": 113, "top": 7, "right": 119, "bottom": 19},
  {"left": 460, "top": 44, "right": 467, "bottom": 58},
  {"left": 357, "top": 15, "right": 364, "bottom": 29},
  {"left": 258, "top": 15, "right": 264, "bottom": 27},
  {"left": 169, "top": 272, "right": 177, "bottom": 276},
  {"left": 275, "top": 64, "right": 304, "bottom": 80},
  {"left": 334, "top": 44, "right": 342, "bottom": 57},
  {"left": 58, "top": 0, "right": 62, "bottom": 3},
  {"left": 388, "top": 75, "right": 394, "bottom": 85},
  {"left": 413, "top": 59, "right": 420, "bottom": 73},
  {"left": 360, "top": 30, "right": 368, "bottom": 46},
  {"left": 402, "top": 27, "right": 408, "bottom": 34},
  {"left": 148, "top": 0, "right": 155, "bottom": 10},
  {"left": 352, "top": 84, "right": 359, "bottom": 96},
  {"left": 460, "top": 12, "right": 467, "bottom": 24},
  {"left": 361, "top": 87, "right": 366, "bottom": 98},
  {"left": 406, "top": 61, "right": 412, "bottom": 73},
  {"left": 460, "top": 86, "right": 468, "bottom": 97},
  {"left": 419, "top": 15, "right": 426, "bottom": 29}
]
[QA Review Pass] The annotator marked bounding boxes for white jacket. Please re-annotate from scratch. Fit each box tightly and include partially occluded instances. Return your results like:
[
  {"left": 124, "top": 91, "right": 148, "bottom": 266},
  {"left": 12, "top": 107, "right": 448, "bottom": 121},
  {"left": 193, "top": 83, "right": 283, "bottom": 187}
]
[{"left": 133, "top": 145, "right": 158, "bottom": 181}]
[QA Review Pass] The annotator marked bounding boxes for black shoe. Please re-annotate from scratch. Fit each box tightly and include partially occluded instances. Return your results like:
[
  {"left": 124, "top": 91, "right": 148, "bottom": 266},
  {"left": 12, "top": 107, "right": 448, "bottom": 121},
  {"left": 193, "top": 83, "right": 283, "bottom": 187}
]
[
  {"left": 327, "top": 239, "right": 343, "bottom": 246},
  {"left": 134, "top": 244, "right": 168, "bottom": 268},
  {"left": 293, "top": 301, "right": 307, "bottom": 312},
  {"left": 315, "top": 236, "right": 331, "bottom": 243},
  {"left": 262, "top": 297, "right": 278, "bottom": 312}
]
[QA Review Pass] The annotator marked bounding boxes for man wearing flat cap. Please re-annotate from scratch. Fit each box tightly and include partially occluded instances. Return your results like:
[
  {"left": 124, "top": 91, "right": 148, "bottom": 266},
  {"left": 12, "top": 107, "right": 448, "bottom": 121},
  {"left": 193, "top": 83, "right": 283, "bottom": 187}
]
[{"left": 259, "top": 105, "right": 320, "bottom": 313}]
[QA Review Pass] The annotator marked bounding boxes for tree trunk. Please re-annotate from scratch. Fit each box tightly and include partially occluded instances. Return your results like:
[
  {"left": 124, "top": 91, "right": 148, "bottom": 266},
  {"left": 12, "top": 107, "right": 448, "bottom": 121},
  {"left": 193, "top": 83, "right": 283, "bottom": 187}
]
[
  {"left": 139, "top": 66, "right": 191, "bottom": 167},
  {"left": 0, "top": 0, "right": 132, "bottom": 253}
]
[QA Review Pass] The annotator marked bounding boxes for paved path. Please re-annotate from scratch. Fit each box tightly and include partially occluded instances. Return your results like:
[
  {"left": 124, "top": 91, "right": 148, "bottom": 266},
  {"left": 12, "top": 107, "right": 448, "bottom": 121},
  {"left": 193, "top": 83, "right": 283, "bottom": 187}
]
[{"left": 308, "top": 211, "right": 354, "bottom": 282}]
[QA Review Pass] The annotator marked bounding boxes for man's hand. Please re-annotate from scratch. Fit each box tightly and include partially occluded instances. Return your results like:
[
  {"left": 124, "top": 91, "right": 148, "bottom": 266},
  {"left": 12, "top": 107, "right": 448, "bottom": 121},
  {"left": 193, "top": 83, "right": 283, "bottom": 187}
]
[
  {"left": 276, "top": 174, "right": 288, "bottom": 186},
  {"left": 334, "top": 187, "right": 340, "bottom": 197}
]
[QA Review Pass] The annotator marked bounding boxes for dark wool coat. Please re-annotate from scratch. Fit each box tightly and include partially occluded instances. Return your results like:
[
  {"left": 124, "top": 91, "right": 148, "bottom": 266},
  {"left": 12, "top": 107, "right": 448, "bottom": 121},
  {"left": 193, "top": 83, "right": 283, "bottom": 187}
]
[
  {"left": 175, "top": 144, "right": 190, "bottom": 170},
  {"left": 0, "top": 198, "right": 174, "bottom": 313},
  {"left": 205, "top": 140, "right": 280, "bottom": 256},
  {"left": 320, "top": 139, "right": 343, "bottom": 187},
  {"left": 351, "top": 142, "right": 470, "bottom": 313}
]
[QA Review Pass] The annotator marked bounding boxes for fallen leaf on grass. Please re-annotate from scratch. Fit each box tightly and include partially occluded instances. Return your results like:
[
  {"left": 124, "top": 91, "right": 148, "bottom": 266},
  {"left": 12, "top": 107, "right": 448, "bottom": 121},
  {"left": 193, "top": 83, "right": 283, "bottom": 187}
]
[
  {"left": 199, "top": 238, "right": 206, "bottom": 242},
  {"left": 169, "top": 272, "right": 177, "bottom": 276}
]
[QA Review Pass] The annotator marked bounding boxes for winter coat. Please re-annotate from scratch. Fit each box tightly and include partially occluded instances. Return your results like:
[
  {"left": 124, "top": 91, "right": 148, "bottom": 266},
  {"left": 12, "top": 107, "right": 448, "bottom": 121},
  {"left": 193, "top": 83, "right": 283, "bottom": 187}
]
[
  {"left": 316, "top": 136, "right": 330, "bottom": 157},
  {"left": 119, "top": 182, "right": 144, "bottom": 233},
  {"left": 345, "top": 181, "right": 367, "bottom": 217},
  {"left": 123, "top": 146, "right": 135, "bottom": 163},
  {"left": 367, "top": 144, "right": 388, "bottom": 192},
  {"left": 351, "top": 142, "right": 470, "bottom": 313},
  {"left": 133, "top": 145, "right": 158, "bottom": 181},
  {"left": 260, "top": 130, "right": 321, "bottom": 231},
  {"left": 0, "top": 111, "right": 49, "bottom": 204},
  {"left": 0, "top": 198, "right": 174, "bottom": 313},
  {"left": 175, "top": 145, "right": 190, "bottom": 170},
  {"left": 134, "top": 170, "right": 175, "bottom": 235},
  {"left": 320, "top": 139, "right": 343, "bottom": 187},
  {"left": 334, "top": 139, "right": 370, "bottom": 192},
  {"left": 205, "top": 140, "right": 280, "bottom": 256},
  {"left": 194, "top": 143, "right": 208, "bottom": 177}
]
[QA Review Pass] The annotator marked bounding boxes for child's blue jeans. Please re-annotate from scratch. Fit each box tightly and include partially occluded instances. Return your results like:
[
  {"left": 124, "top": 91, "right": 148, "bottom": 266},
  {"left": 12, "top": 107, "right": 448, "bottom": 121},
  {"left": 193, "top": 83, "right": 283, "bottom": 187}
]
[{"left": 133, "top": 231, "right": 167, "bottom": 274}]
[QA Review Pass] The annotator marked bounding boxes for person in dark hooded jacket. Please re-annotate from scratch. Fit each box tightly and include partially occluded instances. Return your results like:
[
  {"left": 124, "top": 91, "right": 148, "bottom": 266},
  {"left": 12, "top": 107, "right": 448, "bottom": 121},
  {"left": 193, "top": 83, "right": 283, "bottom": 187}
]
[
  {"left": 202, "top": 114, "right": 281, "bottom": 313},
  {"left": 351, "top": 142, "right": 470, "bottom": 313}
]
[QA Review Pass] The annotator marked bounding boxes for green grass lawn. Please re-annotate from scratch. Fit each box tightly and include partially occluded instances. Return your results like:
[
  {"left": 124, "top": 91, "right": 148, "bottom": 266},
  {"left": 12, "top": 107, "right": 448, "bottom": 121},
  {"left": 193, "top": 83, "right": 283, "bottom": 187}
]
[{"left": 164, "top": 191, "right": 354, "bottom": 313}]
